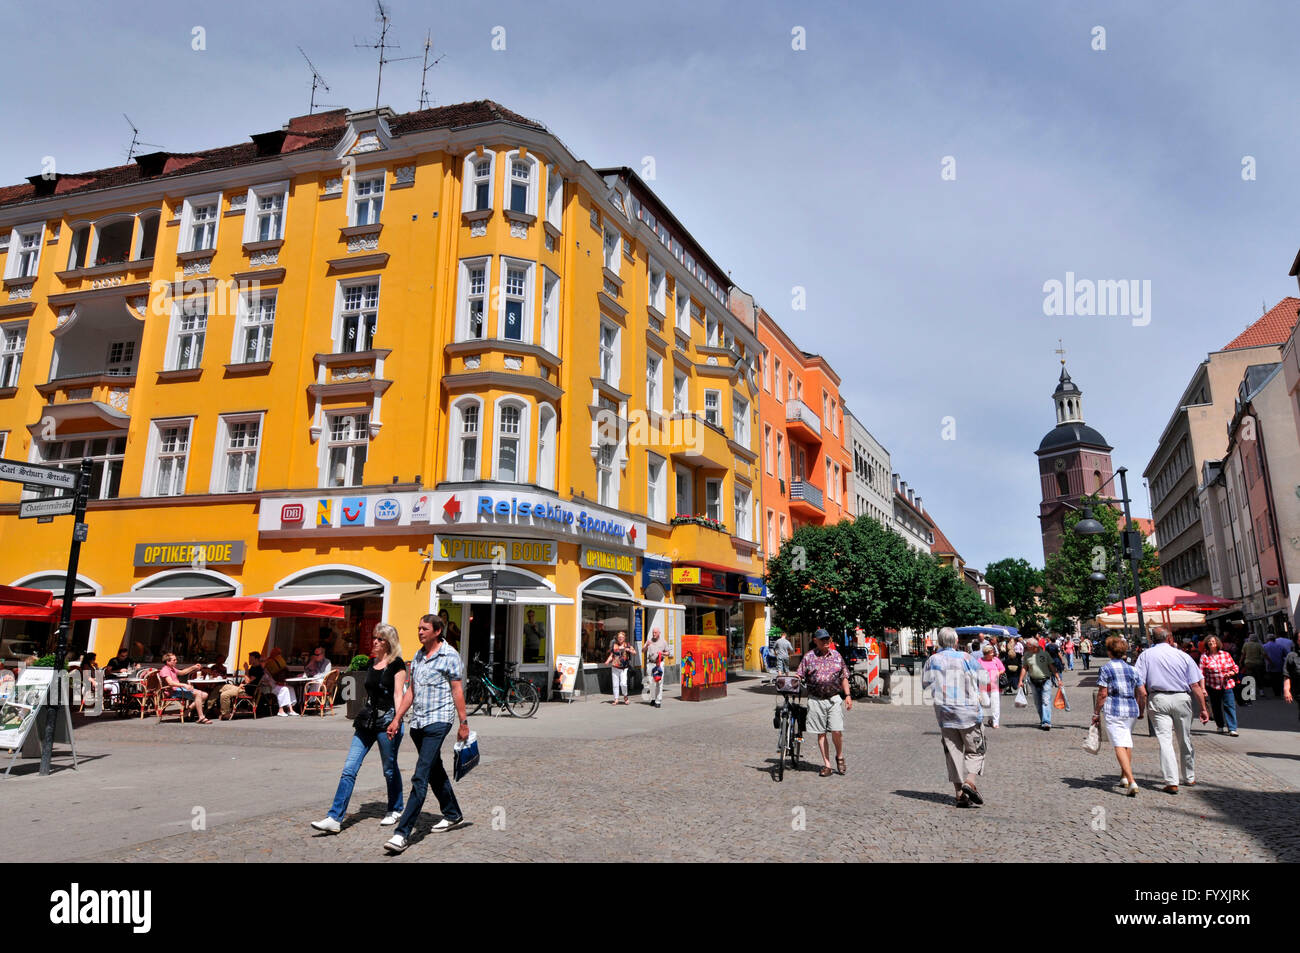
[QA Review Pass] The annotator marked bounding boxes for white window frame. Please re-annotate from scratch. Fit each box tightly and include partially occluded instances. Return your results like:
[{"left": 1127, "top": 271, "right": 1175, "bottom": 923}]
[
  {"left": 145, "top": 418, "right": 194, "bottom": 497},
  {"left": 105, "top": 339, "right": 136, "bottom": 376},
  {"left": 540, "top": 269, "right": 560, "bottom": 353},
  {"left": 66, "top": 223, "right": 91, "bottom": 271},
  {"left": 179, "top": 194, "right": 220, "bottom": 253},
  {"left": 34, "top": 432, "right": 127, "bottom": 501},
  {"left": 335, "top": 279, "right": 380, "bottom": 353},
  {"left": 734, "top": 485, "right": 752, "bottom": 540},
  {"left": 674, "top": 464, "right": 693, "bottom": 517},
  {"left": 646, "top": 354, "right": 662, "bottom": 414},
  {"left": 647, "top": 259, "right": 666, "bottom": 313},
  {"left": 597, "top": 440, "right": 621, "bottom": 508},
  {"left": 243, "top": 181, "right": 289, "bottom": 243},
  {"left": 537, "top": 403, "right": 557, "bottom": 490},
  {"left": 211, "top": 413, "right": 264, "bottom": 494},
  {"left": 647, "top": 452, "right": 666, "bottom": 522},
  {"left": 134, "top": 209, "right": 161, "bottom": 260},
  {"left": 774, "top": 359, "right": 783, "bottom": 401},
  {"left": 673, "top": 370, "right": 688, "bottom": 414},
  {"left": 705, "top": 478, "right": 723, "bottom": 522},
  {"left": 674, "top": 287, "right": 690, "bottom": 335},
  {"left": 776, "top": 434, "right": 785, "bottom": 483},
  {"left": 349, "top": 172, "right": 385, "bottom": 227},
  {"left": 762, "top": 352, "right": 770, "bottom": 392},
  {"left": 705, "top": 312, "right": 721, "bottom": 347},
  {"left": 504, "top": 150, "right": 539, "bottom": 215},
  {"left": 733, "top": 396, "right": 750, "bottom": 444},
  {"left": 166, "top": 296, "right": 208, "bottom": 371},
  {"left": 448, "top": 397, "right": 483, "bottom": 482},
  {"left": 603, "top": 227, "right": 621, "bottom": 273},
  {"left": 599, "top": 321, "right": 621, "bottom": 387},
  {"left": 463, "top": 151, "right": 496, "bottom": 213},
  {"left": 764, "top": 424, "right": 773, "bottom": 475},
  {"left": 457, "top": 257, "right": 491, "bottom": 341},
  {"left": 321, "top": 411, "right": 370, "bottom": 488},
  {"left": 234, "top": 290, "right": 276, "bottom": 364},
  {"left": 766, "top": 508, "right": 775, "bottom": 554},
  {"left": 0, "top": 323, "right": 26, "bottom": 387},
  {"left": 491, "top": 397, "right": 531, "bottom": 484},
  {"left": 6, "top": 224, "right": 44, "bottom": 279},
  {"left": 89, "top": 215, "right": 135, "bottom": 268},
  {"left": 545, "top": 167, "right": 563, "bottom": 229},
  {"left": 704, "top": 389, "right": 721, "bottom": 427},
  {"left": 497, "top": 258, "right": 535, "bottom": 343}
]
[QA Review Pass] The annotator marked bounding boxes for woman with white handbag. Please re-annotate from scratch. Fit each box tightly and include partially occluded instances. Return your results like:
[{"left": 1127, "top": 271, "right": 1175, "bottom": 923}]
[{"left": 1091, "top": 635, "right": 1145, "bottom": 797}]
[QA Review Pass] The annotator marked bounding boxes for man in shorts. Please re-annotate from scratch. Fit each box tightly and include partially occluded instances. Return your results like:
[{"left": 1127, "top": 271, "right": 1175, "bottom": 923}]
[{"left": 795, "top": 629, "right": 853, "bottom": 777}]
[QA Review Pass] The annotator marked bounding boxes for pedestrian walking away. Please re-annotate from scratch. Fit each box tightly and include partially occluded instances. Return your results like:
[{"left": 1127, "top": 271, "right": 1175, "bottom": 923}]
[
  {"left": 922, "top": 627, "right": 989, "bottom": 808},
  {"left": 605, "top": 630, "right": 634, "bottom": 705},
  {"left": 643, "top": 627, "right": 668, "bottom": 708},
  {"left": 1264, "top": 632, "right": 1295, "bottom": 698},
  {"left": 1240, "top": 634, "right": 1265, "bottom": 705},
  {"left": 1093, "top": 636, "right": 1144, "bottom": 797},
  {"left": 1199, "top": 636, "right": 1240, "bottom": 736},
  {"left": 795, "top": 628, "right": 853, "bottom": 776},
  {"left": 1281, "top": 641, "right": 1300, "bottom": 720},
  {"left": 978, "top": 644, "right": 1005, "bottom": 728},
  {"left": 773, "top": 631, "right": 794, "bottom": 675},
  {"left": 383, "top": 614, "right": 469, "bottom": 854},
  {"left": 312, "top": 623, "right": 407, "bottom": 834},
  {"left": 1079, "top": 636, "right": 1093, "bottom": 671},
  {"left": 1018, "top": 640, "right": 1061, "bottom": 730},
  {"left": 1134, "top": 627, "right": 1211, "bottom": 794}
]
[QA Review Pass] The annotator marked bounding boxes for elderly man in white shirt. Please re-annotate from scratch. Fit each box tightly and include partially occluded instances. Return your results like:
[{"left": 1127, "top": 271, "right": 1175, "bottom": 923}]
[{"left": 1134, "top": 628, "right": 1211, "bottom": 794}]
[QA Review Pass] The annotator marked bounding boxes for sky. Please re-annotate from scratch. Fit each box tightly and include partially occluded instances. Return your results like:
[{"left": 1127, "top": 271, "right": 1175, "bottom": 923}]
[{"left": 3, "top": 0, "right": 1299, "bottom": 570}]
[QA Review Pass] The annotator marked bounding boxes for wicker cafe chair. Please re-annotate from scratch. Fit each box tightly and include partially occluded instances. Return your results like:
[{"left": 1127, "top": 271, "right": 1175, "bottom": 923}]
[
  {"left": 154, "top": 673, "right": 188, "bottom": 724},
  {"left": 302, "top": 669, "right": 341, "bottom": 717},
  {"left": 130, "top": 670, "right": 158, "bottom": 718},
  {"left": 228, "top": 680, "right": 267, "bottom": 720}
]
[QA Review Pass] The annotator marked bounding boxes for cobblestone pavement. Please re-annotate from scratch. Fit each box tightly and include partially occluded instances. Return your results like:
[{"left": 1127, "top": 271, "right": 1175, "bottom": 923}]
[{"left": 33, "top": 666, "right": 1297, "bottom": 864}]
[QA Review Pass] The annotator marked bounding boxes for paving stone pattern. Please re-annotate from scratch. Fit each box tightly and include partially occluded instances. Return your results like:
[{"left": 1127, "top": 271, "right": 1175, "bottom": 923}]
[{"left": 78, "top": 669, "right": 1300, "bottom": 863}]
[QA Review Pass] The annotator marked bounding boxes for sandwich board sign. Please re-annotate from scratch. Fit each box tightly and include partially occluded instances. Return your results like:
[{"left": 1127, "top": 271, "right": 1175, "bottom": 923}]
[{"left": 1, "top": 669, "right": 77, "bottom": 777}]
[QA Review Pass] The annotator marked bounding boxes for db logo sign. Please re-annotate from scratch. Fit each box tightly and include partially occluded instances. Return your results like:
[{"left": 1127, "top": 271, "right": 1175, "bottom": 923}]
[
  {"left": 375, "top": 498, "right": 401, "bottom": 523},
  {"left": 281, "top": 503, "right": 305, "bottom": 525}
]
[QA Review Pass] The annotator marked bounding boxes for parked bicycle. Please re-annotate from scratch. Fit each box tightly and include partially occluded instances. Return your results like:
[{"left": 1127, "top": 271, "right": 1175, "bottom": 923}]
[
  {"left": 466, "top": 654, "right": 540, "bottom": 718},
  {"left": 771, "top": 673, "right": 806, "bottom": 781}
]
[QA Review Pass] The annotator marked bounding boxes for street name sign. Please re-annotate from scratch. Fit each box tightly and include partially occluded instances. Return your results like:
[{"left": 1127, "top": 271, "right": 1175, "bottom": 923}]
[
  {"left": 19, "top": 498, "right": 76, "bottom": 520},
  {"left": 0, "top": 459, "right": 77, "bottom": 491}
]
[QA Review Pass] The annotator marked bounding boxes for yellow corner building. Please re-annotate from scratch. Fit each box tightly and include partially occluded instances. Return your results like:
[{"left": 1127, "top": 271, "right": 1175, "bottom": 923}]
[{"left": 0, "top": 100, "right": 767, "bottom": 697}]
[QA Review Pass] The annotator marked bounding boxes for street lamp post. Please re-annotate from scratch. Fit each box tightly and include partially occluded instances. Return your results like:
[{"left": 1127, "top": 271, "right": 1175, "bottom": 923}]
[{"left": 1073, "top": 466, "right": 1149, "bottom": 648}]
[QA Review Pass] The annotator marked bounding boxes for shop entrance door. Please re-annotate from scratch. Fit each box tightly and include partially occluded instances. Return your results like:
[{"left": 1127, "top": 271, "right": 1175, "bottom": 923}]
[{"left": 466, "top": 603, "right": 512, "bottom": 675}]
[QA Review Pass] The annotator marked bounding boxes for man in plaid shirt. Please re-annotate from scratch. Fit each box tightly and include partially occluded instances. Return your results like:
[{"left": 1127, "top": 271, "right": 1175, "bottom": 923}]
[{"left": 384, "top": 614, "right": 470, "bottom": 853}]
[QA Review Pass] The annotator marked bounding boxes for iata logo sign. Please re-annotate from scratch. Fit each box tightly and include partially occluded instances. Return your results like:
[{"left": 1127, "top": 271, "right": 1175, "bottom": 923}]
[
  {"left": 375, "top": 498, "right": 401, "bottom": 523},
  {"left": 280, "top": 503, "right": 305, "bottom": 525}
]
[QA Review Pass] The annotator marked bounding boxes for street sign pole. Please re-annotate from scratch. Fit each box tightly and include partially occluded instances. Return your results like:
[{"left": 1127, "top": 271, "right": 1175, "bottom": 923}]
[
  {"left": 40, "top": 458, "right": 92, "bottom": 776},
  {"left": 488, "top": 567, "right": 498, "bottom": 686}
]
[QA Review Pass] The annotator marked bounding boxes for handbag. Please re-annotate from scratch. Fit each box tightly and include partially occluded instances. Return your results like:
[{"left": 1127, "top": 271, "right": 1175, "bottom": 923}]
[
  {"left": 453, "top": 730, "right": 480, "bottom": 781},
  {"left": 352, "top": 704, "right": 392, "bottom": 733},
  {"left": 1083, "top": 723, "right": 1101, "bottom": 754},
  {"left": 1013, "top": 683, "right": 1028, "bottom": 709}
]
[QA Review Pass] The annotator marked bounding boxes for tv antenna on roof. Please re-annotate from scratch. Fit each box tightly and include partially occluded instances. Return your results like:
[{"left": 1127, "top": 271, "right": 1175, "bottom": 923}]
[
  {"left": 123, "top": 114, "right": 164, "bottom": 162},
  {"left": 298, "top": 46, "right": 337, "bottom": 114},
  {"left": 356, "top": 1, "right": 420, "bottom": 111},
  {"left": 418, "top": 30, "right": 447, "bottom": 109}
]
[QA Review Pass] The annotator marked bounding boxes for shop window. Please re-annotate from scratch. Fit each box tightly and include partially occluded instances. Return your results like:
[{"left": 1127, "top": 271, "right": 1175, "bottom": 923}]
[{"left": 581, "top": 589, "right": 633, "bottom": 663}]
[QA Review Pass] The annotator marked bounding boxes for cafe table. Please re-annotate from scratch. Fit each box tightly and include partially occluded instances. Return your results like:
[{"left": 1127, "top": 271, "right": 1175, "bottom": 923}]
[
  {"left": 284, "top": 675, "right": 318, "bottom": 713},
  {"left": 189, "top": 677, "right": 232, "bottom": 715}
]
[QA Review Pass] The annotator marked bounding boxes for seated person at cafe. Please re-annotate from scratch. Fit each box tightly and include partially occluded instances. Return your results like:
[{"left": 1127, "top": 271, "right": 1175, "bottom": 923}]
[
  {"left": 305, "top": 646, "right": 332, "bottom": 679},
  {"left": 263, "top": 646, "right": 299, "bottom": 717},
  {"left": 158, "top": 653, "right": 213, "bottom": 724},
  {"left": 106, "top": 648, "right": 132, "bottom": 676},
  {"left": 220, "top": 652, "right": 265, "bottom": 719}
]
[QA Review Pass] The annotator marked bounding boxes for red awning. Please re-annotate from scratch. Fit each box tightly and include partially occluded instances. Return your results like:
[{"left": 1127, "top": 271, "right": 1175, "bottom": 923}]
[
  {"left": 0, "top": 600, "right": 139, "bottom": 622},
  {"left": 1102, "top": 586, "right": 1237, "bottom": 614},
  {"left": 134, "top": 597, "right": 345, "bottom": 622},
  {"left": 0, "top": 585, "right": 55, "bottom": 609}
]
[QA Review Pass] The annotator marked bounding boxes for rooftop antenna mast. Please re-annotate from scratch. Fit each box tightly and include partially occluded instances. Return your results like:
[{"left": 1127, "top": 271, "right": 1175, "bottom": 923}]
[
  {"left": 123, "top": 114, "right": 164, "bottom": 161},
  {"left": 418, "top": 30, "right": 447, "bottom": 109},
  {"left": 356, "top": 1, "right": 419, "bottom": 111},
  {"left": 298, "top": 46, "right": 332, "bottom": 114}
]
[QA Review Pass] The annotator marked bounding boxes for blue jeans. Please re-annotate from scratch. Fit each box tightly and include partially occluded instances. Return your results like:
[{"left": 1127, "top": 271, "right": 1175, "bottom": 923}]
[
  {"left": 1066, "top": 655, "right": 1074, "bottom": 670},
  {"left": 1029, "top": 679, "right": 1053, "bottom": 726},
  {"left": 395, "top": 722, "right": 462, "bottom": 837},
  {"left": 327, "top": 726, "right": 404, "bottom": 821},
  {"left": 1208, "top": 687, "right": 1238, "bottom": 733}
]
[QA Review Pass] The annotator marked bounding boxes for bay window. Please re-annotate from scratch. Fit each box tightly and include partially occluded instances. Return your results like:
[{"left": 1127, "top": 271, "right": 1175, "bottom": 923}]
[
  {"left": 734, "top": 485, "right": 751, "bottom": 539},
  {"left": 464, "top": 152, "right": 495, "bottom": 212},
  {"left": 499, "top": 259, "right": 534, "bottom": 342},
  {"left": 705, "top": 478, "right": 722, "bottom": 522},
  {"left": 704, "top": 390, "right": 721, "bottom": 427},
  {"left": 458, "top": 258, "right": 490, "bottom": 340},
  {"left": 493, "top": 399, "right": 530, "bottom": 483},
  {"left": 449, "top": 399, "right": 482, "bottom": 482}
]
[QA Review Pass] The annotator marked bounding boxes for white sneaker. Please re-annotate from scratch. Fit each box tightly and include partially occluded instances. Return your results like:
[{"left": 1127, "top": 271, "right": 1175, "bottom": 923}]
[
  {"left": 383, "top": 834, "right": 408, "bottom": 854},
  {"left": 380, "top": 811, "right": 401, "bottom": 827},
  {"left": 311, "top": 817, "right": 341, "bottom": 833},
  {"left": 289, "top": 710, "right": 301, "bottom": 717},
  {"left": 276, "top": 711, "right": 289, "bottom": 717},
  {"left": 431, "top": 817, "right": 465, "bottom": 833}
]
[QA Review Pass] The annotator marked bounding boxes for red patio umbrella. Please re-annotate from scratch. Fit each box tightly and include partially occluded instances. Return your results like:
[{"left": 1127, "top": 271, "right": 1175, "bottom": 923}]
[
  {"left": 134, "top": 597, "right": 345, "bottom": 622},
  {"left": 0, "top": 585, "right": 54, "bottom": 609},
  {"left": 1102, "top": 586, "right": 1237, "bottom": 615}
]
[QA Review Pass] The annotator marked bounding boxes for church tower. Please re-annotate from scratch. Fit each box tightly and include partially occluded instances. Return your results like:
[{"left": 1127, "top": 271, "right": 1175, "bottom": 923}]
[{"left": 1035, "top": 357, "right": 1114, "bottom": 563}]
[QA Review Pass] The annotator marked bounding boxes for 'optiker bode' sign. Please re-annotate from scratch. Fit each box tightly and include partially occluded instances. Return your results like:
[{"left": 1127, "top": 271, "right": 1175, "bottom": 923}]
[
  {"left": 433, "top": 536, "right": 558, "bottom": 565},
  {"left": 581, "top": 546, "right": 636, "bottom": 576},
  {"left": 134, "top": 541, "right": 246, "bottom": 567}
]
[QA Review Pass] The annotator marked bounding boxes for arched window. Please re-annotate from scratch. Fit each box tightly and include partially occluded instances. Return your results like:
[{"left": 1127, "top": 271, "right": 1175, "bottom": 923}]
[
  {"left": 504, "top": 150, "right": 539, "bottom": 215},
  {"left": 448, "top": 397, "right": 483, "bottom": 482},
  {"left": 462, "top": 150, "right": 495, "bottom": 212},
  {"left": 66, "top": 223, "right": 91, "bottom": 270},
  {"left": 492, "top": 397, "right": 530, "bottom": 483},
  {"left": 93, "top": 216, "right": 134, "bottom": 266},
  {"left": 1093, "top": 469, "right": 1102, "bottom": 492},
  {"left": 135, "top": 210, "right": 160, "bottom": 260},
  {"left": 1056, "top": 470, "right": 1070, "bottom": 497},
  {"left": 537, "top": 404, "right": 557, "bottom": 490}
]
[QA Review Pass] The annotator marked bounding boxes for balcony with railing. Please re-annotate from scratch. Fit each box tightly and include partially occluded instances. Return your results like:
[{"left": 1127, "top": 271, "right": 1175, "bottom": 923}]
[
  {"left": 789, "top": 480, "right": 825, "bottom": 518},
  {"left": 785, "top": 398, "right": 822, "bottom": 443}
]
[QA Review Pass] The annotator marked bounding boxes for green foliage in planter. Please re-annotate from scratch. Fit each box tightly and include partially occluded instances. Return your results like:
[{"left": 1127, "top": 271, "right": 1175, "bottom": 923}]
[{"left": 347, "top": 654, "right": 372, "bottom": 672}]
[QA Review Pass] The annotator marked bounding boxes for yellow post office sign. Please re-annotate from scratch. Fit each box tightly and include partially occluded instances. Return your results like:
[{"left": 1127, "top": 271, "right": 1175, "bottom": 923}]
[
  {"left": 580, "top": 546, "right": 636, "bottom": 576},
  {"left": 432, "top": 535, "right": 557, "bottom": 565},
  {"left": 672, "top": 567, "right": 700, "bottom": 585}
]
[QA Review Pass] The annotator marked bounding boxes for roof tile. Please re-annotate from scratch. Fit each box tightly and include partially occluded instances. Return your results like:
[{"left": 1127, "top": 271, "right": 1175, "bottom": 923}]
[{"left": 1221, "top": 297, "right": 1300, "bottom": 351}]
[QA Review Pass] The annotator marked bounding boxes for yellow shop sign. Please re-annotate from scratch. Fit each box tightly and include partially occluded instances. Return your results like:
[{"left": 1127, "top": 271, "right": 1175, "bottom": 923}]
[
  {"left": 433, "top": 535, "right": 557, "bottom": 565},
  {"left": 581, "top": 546, "right": 636, "bottom": 575},
  {"left": 672, "top": 567, "right": 700, "bottom": 585}
]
